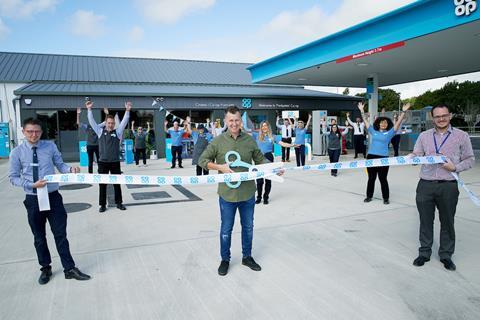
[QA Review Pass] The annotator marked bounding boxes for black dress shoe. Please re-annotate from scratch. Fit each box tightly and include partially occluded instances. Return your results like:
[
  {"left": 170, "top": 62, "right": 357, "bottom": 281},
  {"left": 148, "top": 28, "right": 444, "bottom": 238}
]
[
  {"left": 179, "top": 165, "right": 184, "bottom": 168},
  {"left": 413, "top": 256, "right": 430, "bottom": 267},
  {"left": 99, "top": 205, "right": 106, "bottom": 213},
  {"left": 440, "top": 258, "right": 456, "bottom": 271},
  {"left": 255, "top": 198, "right": 262, "bottom": 204},
  {"left": 242, "top": 256, "right": 261, "bottom": 271},
  {"left": 263, "top": 198, "right": 269, "bottom": 205},
  {"left": 64, "top": 267, "right": 91, "bottom": 280},
  {"left": 363, "top": 197, "right": 372, "bottom": 203},
  {"left": 218, "top": 260, "right": 229, "bottom": 276},
  {"left": 38, "top": 267, "right": 52, "bottom": 285},
  {"left": 383, "top": 199, "right": 390, "bottom": 205},
  {"left": 116, "top": 204, "right": 126, "bottom": 210},
  {"left": 170, "top": 165, "right": 176, "bottom": 169}
]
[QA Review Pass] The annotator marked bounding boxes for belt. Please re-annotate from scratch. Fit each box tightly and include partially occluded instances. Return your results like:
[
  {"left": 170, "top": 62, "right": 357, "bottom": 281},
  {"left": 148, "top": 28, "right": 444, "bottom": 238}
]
[
  {"left": 421, "top": 179, "right": 456, "bottom": 183},
  {"left": 26, "top": 190, "right": 59, "bottom": 198}
]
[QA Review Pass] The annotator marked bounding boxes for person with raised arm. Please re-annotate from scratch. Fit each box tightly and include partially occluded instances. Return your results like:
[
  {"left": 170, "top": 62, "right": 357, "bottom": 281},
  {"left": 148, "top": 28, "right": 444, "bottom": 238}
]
[
  {"left": 321, "top": 121, "right": 350, "bottom": 177},
  {"left": 164, "top": 117, "right": 189, "bottom": 169},
  {"left": 190, "top": 119, "right": 213, "bottom": 176},
  {"left": 87, "top": 100, "right": 131, "bottom": 213},
  {"left": 251, "top": 120, "right": 275, "bottom": 204},
  {"left": 359, "top": 101, "right": 410, "bottom": 205},
  {"left": 131, "top": 120, "right": 150, "bottom": 167},
  {"left": 276, "top": 115, "right": 293, "bottom": 162},
  {"left": 76, "top": 107, "right": 108, "bottom": 173},
  {"left": 292, "top": 114, "right": 312, "bottom": 167},
  {"left": 346, "top": 111, "right": 366, "bottom": 158}
]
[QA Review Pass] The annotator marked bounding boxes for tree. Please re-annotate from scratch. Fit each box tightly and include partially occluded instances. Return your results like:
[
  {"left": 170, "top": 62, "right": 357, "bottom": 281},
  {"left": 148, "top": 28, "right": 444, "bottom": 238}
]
[
  {"left": 342, "top": 87, "right": 350, "bottom": 95},
  {"left": 355, "top": 88, "right": 401, "bottom": 111},
  {"left": 462, "top": 100, "right": 480, "bottom": 132}
]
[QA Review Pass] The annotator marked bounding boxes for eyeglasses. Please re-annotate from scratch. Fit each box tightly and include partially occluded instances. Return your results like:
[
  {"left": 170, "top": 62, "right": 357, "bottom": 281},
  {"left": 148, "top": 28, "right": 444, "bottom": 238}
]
[
  {"left": 432, "top": 114, "right": 450, "bottom": 120},
  {"left": 24, "top": 130, "right": 42, "bottom": 135}
]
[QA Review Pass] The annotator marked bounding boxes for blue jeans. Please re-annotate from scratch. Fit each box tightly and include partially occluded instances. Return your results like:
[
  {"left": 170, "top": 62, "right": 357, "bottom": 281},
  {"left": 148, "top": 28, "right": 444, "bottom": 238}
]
[{"left": 219, "top": 196, "right": 255, "bottom": 261}]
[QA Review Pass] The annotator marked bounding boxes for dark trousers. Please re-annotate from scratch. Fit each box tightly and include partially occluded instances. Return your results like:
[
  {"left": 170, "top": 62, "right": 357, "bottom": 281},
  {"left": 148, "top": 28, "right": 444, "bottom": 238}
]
[
  {"left": 87, "top": 145, "right": 99, "bottom": 174},
  {"left": 294, "top": 145, "right": 306, "bottom": 167},
  {"left": 171, "top": 145, "right": 183, "bottom": 166},
  {"left": 256, "top": 152, "right": 273, "bottom": 200},
  {"left": 98, "top": 161, "right": 123, "bottom": 206},
  {"left": 391, "top": 134, "right": 401, "bottom": 157},
  {"left": 281, "top": 137, "right": 291, "bottom": 161},
  {"left": 328, "top": 148, "right": 341, "bottom": 174},
  {"left": 366, "top": 154, "right": 390, "bottom": 200},
  {"left": 135, "top": 148, "right": 147, "bottom": 165},
  {"left": 196, "top": 165, "right": 209, "bottom": 176},
  {"left": 354, "top": 135, "right": 366, "bottom": 158},
  {"left": 23, "top": 191, "right": 75, "bottom": 271},
  {"left": 416, "top": 179, "right": 459, "bottom": 259}
]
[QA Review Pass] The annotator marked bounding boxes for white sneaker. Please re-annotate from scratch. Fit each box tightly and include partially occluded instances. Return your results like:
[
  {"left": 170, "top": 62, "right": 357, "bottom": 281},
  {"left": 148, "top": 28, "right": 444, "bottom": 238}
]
[{"left": 143, "top": 164, "right": 148, "bottom": 167}]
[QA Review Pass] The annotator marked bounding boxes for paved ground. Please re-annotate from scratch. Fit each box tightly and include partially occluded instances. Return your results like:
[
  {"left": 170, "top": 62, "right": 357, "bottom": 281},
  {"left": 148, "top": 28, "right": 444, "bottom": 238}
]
[{"left": 0, "top": 152, "right": 479, "bottom": 320}]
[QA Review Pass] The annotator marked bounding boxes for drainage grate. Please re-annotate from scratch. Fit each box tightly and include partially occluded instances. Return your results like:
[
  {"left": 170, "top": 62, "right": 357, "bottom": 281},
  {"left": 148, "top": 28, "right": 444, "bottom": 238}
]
[
  {"left": 60, "top": 184, "right": 93, "bottom": 190},
  {"left": 65, "top": 203, "right": 92, "bottom": 213}
]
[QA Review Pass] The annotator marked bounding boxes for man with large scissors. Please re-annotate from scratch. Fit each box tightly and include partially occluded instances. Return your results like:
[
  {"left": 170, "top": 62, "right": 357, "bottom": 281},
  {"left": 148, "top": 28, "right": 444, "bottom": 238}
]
[{"left": 199, "top": 106, "right": 283, "bottom": 276}]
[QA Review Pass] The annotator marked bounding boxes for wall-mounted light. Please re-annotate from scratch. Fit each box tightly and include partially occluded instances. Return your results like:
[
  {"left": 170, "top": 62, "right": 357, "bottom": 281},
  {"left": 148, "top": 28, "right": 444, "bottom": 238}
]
[
  {"left": 297, "top": 78, "right": 307, "bottom": 81},
  {"left": 24, "top": 98, "right": 32, "bottom": 105},
  {"left": 356, "top": 63, "right": 369, "bottom": 67},
  {"left": 438, "top": 69, "right": 448, "bottom": 73}
]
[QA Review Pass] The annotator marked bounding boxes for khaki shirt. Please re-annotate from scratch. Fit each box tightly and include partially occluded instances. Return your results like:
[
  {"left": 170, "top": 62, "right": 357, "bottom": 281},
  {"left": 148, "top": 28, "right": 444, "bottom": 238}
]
[{"left": 198, "top": 129, "right": 266, "bottom": 202}]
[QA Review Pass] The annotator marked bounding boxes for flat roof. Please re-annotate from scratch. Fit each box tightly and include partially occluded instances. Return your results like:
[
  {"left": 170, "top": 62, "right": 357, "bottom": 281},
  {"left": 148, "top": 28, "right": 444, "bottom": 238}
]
[
  {"left": 248, "top": 0, "right": 480, "bottom": 87},
  {"left": 14, "top": 82, "right": 359, "bottom": 100}
]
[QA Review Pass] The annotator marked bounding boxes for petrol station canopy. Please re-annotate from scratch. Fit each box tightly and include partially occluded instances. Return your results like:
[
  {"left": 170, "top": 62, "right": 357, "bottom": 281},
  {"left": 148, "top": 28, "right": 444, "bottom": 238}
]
[{"left": 248, "top": 0, "right": 480, "bottom": 88}]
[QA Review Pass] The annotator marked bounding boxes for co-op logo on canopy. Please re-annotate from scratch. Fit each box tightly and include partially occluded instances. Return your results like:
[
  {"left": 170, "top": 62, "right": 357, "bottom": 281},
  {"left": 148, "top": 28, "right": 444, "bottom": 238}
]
[{"left": 455, "top": 0, "right": 477, "bottom": 16}]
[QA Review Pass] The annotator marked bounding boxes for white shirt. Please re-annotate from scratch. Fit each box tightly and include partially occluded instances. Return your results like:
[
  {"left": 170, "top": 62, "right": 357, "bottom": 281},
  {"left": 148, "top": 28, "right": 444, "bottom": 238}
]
[
  {"left": 347, "top": 118, "right": 365, "bottom": 135},
  {"left": 276, "top": 119, "right": 293, "bottom": 138}
]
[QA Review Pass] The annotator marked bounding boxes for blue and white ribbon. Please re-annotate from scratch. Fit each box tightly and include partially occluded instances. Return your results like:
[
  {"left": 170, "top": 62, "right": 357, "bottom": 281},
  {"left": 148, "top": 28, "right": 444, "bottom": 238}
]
[
  {"left": 37, "top": 170, "right": 278, "bottom": 211},
  {"left": 43, "top": 171, "right": 276, "bottom": 186},
  {"left": 451, "top": 172, "right": 480, "bottom": 207},
  {"left": 37, "top": 155, "right": 479, "bottom": 210},
  {"left": 276, "top": 155, "right": 447, "bottom": 173},
  {"left": 275, "top": 155, "right": 479, "bottom": 207}
]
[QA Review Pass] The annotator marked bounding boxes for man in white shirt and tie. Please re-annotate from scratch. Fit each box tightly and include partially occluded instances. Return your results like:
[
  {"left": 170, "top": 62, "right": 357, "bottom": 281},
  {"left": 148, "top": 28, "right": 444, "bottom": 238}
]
[
  {"left": 346, "top": 112, "right": 366, "bottom": 158},
  {"left": 276, "top": 116, "right": 293, "bottom": 162}
]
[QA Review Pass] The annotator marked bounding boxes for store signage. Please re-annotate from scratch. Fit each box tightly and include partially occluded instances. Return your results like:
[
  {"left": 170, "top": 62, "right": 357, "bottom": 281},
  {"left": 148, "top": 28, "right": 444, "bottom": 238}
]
[
  {"left": 454, "top": 0, "right": 477, "bottom": 16},
  {"left": 242, "top": 98, "right": 252, "bottom": 108},
  {"left": 282, "top": 111, "right": 299, "bottom": 119},
  {"left": 336, "top": 41, "right": 405, "bottom": 64}
]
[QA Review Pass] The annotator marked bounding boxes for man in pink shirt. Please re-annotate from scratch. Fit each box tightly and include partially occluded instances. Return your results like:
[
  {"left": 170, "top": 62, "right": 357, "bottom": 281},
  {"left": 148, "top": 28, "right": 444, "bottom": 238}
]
[{"left": 411, "top": 105, "right": 475, "bottom": 271}]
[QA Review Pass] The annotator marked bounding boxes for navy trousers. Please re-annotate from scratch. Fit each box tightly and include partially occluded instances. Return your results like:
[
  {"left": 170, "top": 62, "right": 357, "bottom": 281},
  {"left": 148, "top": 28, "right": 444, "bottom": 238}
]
[{"left": 23, "top": 191, "right": 75, "bottom": 271}]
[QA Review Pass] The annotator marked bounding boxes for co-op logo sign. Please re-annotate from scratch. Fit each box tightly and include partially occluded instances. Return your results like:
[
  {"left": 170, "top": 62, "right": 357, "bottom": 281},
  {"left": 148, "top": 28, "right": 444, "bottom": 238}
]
[{"left": 455, "top": 0, "right": 477, "bottom": 16}]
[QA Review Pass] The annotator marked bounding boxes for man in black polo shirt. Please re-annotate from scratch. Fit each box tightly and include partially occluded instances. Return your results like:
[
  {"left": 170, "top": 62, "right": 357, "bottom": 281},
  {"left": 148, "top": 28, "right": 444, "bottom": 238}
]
[{"left": 86, "top": 101, "right": 131, "bottom": 212}]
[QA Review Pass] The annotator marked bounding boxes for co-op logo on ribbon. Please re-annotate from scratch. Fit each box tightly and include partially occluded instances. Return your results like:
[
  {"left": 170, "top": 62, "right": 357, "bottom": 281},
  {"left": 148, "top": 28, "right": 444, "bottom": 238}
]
[{"left": 455, "top": 0, "right": 477, "bottom": 16}]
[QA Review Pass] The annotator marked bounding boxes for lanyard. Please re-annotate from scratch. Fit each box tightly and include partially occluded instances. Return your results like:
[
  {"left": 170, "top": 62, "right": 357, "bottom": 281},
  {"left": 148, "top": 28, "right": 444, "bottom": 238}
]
[{"left": 433, "top": 131, "right": 451, "bottom": 154}]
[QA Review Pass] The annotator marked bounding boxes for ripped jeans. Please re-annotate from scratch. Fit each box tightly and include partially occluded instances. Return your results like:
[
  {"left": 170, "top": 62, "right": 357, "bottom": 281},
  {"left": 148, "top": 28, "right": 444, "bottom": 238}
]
[{"left": 219, "top": 196, "right": 255, "bottom": 261}]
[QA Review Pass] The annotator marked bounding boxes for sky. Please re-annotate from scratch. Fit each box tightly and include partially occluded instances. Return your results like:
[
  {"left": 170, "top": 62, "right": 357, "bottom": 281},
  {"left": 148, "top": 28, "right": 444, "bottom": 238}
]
[{"left": 0, "top": 0, "right": 479, "bottom": 98}]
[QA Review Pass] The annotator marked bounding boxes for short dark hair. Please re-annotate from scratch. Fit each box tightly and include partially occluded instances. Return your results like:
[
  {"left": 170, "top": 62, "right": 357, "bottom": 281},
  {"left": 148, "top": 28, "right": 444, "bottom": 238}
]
[
  {"left": 105, "top": 114, "right": 115, "bottom": 120},
  {"left": 431, "top": 105, "right": 450, "bottom": 115},
  {"left": 225, "top": 105, "right": 240, "bottom": 115},
  {"left": 23, "top": 117, "right": 42, "bottom": 127},
  {"left": 373, "top": 116, "right": 393, "bottom": 131}
]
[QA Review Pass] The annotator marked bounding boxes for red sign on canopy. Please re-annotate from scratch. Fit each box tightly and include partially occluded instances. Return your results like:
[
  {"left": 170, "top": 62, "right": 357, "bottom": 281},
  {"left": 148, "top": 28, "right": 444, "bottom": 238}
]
[{"left": 336, "top": 41, "right": 405, "bottom": 64}]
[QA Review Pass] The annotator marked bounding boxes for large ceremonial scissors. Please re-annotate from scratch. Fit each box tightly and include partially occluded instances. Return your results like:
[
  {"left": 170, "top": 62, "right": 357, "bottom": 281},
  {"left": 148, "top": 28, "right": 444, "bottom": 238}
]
[{"left": 224, "top": 151, "right": 284, "bottom": 188}]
